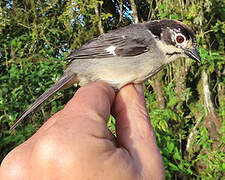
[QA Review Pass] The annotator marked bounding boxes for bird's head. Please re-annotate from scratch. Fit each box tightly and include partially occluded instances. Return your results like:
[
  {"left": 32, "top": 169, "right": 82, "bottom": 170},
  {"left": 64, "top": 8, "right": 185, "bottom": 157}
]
[{"left": 146, "top": 19, "right": 201, "bottom": 63}]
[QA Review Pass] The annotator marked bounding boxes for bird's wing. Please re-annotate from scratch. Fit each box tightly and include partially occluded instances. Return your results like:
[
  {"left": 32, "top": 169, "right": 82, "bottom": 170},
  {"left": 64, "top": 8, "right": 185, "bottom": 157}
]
[{"left": 65, "top": 24, "right": 154, "bottom": 60}]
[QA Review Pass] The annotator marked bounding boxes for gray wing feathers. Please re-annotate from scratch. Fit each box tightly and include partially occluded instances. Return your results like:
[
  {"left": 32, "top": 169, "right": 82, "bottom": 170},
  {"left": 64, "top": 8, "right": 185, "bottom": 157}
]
[
  {"left": 10, "top": 73, "right": 75, "bottom": 130},
  {"left": 65, "top": 25, "right": 153, "bottom": 60}
]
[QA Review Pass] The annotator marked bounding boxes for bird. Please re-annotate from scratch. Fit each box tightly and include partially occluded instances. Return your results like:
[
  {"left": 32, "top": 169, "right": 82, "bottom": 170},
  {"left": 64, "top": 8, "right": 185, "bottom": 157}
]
[{"left": 10, "top": 19, "right": 201, "bottom": 130}]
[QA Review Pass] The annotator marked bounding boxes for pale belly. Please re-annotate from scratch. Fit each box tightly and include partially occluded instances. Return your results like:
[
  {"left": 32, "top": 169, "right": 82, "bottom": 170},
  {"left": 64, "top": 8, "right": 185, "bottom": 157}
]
[{"left": 66, "top": 51, "right": 165, "bottom": 89}]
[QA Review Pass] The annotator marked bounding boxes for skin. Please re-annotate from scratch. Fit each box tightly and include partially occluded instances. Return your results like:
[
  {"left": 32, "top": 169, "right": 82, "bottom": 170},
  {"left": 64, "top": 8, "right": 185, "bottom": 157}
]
[{"left": 0, "top": 82, "right": 165, "bottom": 180}]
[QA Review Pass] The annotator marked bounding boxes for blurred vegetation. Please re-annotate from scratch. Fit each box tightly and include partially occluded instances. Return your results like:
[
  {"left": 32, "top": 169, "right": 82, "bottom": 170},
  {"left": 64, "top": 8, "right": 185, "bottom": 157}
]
[{"left": 0, "top": 0, "right": 224, "bottom": 179}]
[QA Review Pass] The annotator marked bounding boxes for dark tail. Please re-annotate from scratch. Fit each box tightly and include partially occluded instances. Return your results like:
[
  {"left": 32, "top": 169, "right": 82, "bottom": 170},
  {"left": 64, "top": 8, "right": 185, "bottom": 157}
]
[{"left": 10, "top": 73, "right": 75, "bottom": 130}]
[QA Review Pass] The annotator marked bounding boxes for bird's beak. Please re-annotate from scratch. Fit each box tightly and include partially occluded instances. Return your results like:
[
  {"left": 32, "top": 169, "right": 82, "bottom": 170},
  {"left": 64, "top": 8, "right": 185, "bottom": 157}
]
[{"left": 185, "top": 47, "right": 201, "bottom": 62}]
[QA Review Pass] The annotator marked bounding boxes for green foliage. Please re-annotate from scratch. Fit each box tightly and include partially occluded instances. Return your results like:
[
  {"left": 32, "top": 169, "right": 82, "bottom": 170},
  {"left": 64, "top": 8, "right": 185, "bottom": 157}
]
[
  {"left": 0, "top": 0, "right": 224, "bottom": 179},
  {"left": 144, "top": 79, "right": 225, "bottom": 179}
]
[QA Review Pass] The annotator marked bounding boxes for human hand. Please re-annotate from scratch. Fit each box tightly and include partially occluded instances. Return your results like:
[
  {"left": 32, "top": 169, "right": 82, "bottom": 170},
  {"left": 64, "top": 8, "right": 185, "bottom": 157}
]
[{"left": 0, "top": 82, "right": 165, "bottom": 180}]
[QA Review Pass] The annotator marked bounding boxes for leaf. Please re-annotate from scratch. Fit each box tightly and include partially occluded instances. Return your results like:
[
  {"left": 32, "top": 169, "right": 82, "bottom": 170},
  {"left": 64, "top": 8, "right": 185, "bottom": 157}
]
[
  {"left": 168, "top": 162, "right": 179, "bottom": 171},
  {"left": 167, "top": 142, "right": 174, "bottom": 154},
  {"left": 173, "top": 151, "right": 182, "bottom": 161}
]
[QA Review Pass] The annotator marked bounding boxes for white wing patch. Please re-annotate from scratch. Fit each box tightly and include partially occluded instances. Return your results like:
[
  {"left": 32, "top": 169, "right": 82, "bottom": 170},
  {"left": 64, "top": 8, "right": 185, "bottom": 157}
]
[{"left": 105, "top": 46, "right": 116, "bottom": 56}]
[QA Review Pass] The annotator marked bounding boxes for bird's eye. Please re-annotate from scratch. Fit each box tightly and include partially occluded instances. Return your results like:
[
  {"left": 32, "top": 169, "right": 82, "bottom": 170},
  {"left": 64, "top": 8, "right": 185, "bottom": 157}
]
[{"left": 176, "top": 35, "right": 184, "bottom": 43}]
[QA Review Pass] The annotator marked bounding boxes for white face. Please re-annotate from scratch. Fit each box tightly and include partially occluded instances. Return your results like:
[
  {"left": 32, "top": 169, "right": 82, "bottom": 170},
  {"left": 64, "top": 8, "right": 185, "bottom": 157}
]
[
  {"left": 169, "top": 28, "right": 191, "bottom": 49},
  {"left": 156, "top": 29, "right": 193, "bottom": 63}
]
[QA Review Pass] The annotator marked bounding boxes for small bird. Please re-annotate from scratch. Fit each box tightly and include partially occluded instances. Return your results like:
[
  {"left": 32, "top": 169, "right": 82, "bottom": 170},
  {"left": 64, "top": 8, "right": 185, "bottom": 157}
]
[{"left": 10, "top": 19, "right": 201, "bottom": 130}]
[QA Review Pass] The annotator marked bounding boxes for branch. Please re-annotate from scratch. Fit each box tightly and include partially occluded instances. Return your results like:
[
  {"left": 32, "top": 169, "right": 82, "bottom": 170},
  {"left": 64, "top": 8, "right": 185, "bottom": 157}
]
[
  {"left": 129, "top": 0, "right": 139, "bottom": 23},
  {"left": 152, "top": 74, "right": 165, "bottom": 109},
  {"left": 117, "top": 0, "right": 123, "bottom": 26},
  {"left": 147, "top": 0, "right": 154, "bottom": 21},
  {"left": 202, "top": 70, "right": 216, "bottom": 117},
  {"left": 94, "top": 2, "right": 104, "bottom": 34},
  {"left": 0, "top": 17, "right": 31, "bottom": 29},
  {"left": 186, "top": 114, "right": 203, "bottom": 152}
]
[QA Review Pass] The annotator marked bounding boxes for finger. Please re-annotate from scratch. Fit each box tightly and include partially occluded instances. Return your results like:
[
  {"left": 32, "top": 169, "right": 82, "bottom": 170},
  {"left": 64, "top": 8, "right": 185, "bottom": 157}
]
[
  {"left": 63, "top": 81, "right": 114, "bottom": 121},
  {"left": 134, "top": 83, "right": 145, "bottom": 98},
  {"left": 112, "top": 84, "right": 165, "bottom": 178},
  {"left": 32, "top": 110, "right": 63, "bottom": 136},
  {"left": 53, "top": 82, "right": 115, "bottom": 138},
  {"left": 28, "top": 82, "right": 116, "bottom": 153},
  {"left": 113, "top": 84, "right": 154, "bottom": 147}
]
